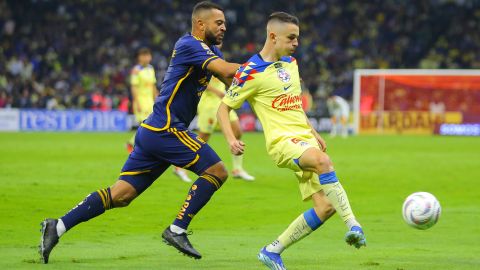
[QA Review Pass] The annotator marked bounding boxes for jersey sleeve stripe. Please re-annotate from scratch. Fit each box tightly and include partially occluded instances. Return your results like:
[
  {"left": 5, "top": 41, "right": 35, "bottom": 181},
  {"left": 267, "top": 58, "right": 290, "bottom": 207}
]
[{"left": 201, "top": 56, "right": 219, "bottom": 70}]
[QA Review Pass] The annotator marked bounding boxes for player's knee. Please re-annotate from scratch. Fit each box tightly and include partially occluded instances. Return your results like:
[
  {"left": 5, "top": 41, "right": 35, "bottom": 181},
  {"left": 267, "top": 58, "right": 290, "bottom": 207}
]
[
  {"left": 112, "top": 194, "right": 135, "bottom": 207},
  {"left": 315, "top": 202, "right": 335, "bottom": 219},
  {"left": 314, "top": 153, "right": 333, "bottom": 172},
  {"left": 111, "top": 189, "right": 137, "bottom": 207},
  {"left": 216, "top": 166, "right": 228, "bottom": 182},
  {"left": 204, "top": 162, "right": 229, "bottom": 183},
  {"left": 110, "top": 180, "right": 139, "bottom": 207},
  {"left": 215, "top": 166, "right": 229, "bottom": 182},
  {"left": 324, "top": 202, "right": 336, "bottom": 217}
]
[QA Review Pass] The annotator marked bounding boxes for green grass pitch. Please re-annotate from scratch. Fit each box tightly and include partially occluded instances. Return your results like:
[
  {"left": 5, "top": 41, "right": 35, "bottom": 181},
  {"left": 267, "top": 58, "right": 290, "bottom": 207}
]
[{"left": 0, "top": 132, "right": 479, "bottom": 269}]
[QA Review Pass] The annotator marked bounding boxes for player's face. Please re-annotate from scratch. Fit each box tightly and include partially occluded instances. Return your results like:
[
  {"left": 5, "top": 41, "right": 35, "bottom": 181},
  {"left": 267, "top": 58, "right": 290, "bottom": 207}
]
[
  {"left": 274, "top": 23, "right": 299, "bottom": 56},
  {"left": 204, "top": 9, "right": 227, "bottom": 45},
  {"left": 139, "top": 53, "right": 152, "bottom": 65}
]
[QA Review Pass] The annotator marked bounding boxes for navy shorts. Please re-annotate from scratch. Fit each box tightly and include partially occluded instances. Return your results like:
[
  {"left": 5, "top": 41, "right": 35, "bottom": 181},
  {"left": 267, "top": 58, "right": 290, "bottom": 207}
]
[{"left": 119, "top": 126, "right": 221, "bottom": 193}]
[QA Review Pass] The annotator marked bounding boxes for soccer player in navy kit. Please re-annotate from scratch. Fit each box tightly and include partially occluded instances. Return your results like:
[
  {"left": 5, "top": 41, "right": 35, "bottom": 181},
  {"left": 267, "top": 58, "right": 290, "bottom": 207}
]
[{"left": 39, "top": 1, "right": 240, "bottom": 263}]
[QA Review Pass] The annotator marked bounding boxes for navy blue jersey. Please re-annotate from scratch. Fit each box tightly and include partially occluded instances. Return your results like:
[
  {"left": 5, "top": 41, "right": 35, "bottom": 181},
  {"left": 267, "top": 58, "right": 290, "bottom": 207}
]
[{"left": 142, "top": 33, "right": 224, "bottom": 131}]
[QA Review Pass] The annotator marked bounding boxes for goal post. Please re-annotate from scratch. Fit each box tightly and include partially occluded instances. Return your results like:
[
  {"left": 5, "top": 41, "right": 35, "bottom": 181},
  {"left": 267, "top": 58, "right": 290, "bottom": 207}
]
[{"left": 353, "top": 69, "right": 480, "bottom": 135}]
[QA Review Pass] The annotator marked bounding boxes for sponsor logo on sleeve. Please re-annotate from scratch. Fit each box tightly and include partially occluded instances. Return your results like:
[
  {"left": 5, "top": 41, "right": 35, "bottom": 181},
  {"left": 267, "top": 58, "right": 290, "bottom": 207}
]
[{"left": 226, "top": 89, "right": 239, "bottom": 100}]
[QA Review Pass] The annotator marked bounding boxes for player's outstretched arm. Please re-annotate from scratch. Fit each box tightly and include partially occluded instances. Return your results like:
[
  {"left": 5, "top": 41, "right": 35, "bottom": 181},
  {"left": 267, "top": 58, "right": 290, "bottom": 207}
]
[
  {"left": 206, "top": 83, "right": 225, "bottom": 98},
  {"left": 218, "top": 102, "right": 244, "bottom": 155},
  {"left": 207, "top": 59, "right": 240, "bottom": 85}
]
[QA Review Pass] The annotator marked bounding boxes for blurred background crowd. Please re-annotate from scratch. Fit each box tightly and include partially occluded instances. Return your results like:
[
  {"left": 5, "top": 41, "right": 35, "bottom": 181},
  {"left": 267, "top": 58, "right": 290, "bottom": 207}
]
[{"left": 1, "top": 0, "right": 479, "bottom": 116}]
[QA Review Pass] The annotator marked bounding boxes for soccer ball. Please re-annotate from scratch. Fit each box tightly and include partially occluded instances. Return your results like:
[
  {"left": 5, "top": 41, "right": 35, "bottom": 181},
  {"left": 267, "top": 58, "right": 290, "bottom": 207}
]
[{"left": 402, "top": 192, "right": 441, "bottom": 230}]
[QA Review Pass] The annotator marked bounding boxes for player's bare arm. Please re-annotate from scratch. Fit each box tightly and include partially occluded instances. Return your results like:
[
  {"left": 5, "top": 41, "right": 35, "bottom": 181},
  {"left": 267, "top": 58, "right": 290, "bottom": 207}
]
[
  {"left": 207, "top": 59, "right": 239, "bottom": 85},
  {"left": 205, "top": 82, "right": 225, "bottom": 98},
  {"left": 217, "top": 102, "right": 244, "bottom": 155}
]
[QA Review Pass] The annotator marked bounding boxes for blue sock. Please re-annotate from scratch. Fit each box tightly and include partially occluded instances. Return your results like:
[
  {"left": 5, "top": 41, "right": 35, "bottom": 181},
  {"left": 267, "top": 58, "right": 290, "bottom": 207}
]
[
  {"left": 303, "top": 208, "right": 323, "bottom": 231},
  {"left": 60, "top": 188, "right": 113, "bottom": 231},
  {"left": 173, "top": 174, "right": 224, "bottom": 229}
]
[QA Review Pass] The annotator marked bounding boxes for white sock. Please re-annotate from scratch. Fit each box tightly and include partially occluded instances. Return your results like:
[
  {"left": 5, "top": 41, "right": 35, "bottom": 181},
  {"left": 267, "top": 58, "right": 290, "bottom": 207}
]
[
  {"left": 56, "top": 219, "right": 66, "bottom": 237},
  {"left": 232, "top": 154, "right": 243, "bottom": 171},
  {"left": 346, "top": 218, "right": 360, "bottom": 230},
  {"left": 170, "top": 224, "right": 186, "bottom": 234},
  {"left": 266, "top": 240, "right": 285, "bottom": 254},
  {"left": 322, "top": 181, "right": 357, "bottom": 229}
]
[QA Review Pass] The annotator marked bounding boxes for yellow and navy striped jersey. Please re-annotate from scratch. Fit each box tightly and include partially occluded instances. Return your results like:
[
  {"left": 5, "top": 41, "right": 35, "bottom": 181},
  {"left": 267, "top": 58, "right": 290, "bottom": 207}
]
[
  {"left": 142, "top": 33, "right": 223, "bottom": 131},
  {"left": 223, "top": 54, "right": 311, "bottom": 148}
]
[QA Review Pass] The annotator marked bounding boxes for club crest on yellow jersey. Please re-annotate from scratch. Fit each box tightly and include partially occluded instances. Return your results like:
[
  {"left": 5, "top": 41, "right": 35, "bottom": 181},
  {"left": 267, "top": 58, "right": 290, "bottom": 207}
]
[{"left": 277, "top": 68, "right": 291, "bottom": 83}]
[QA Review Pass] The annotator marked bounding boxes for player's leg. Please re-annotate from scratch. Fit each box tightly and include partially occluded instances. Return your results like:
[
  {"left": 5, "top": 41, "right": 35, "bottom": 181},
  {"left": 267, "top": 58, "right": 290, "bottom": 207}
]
[
  {"left": 169, "top": 160, "right": 228, "bottom": 232},
  {"left": 39, "top": 131, "right": 167, "bottom": 264},
  {"left": 197, "top": 106, "right": 215, "bottom": 143},
  {"left": 298, "top": 147, "right": 366, "bottom": 248},
  {"left": 170, "top": 109, "right": 217, "bottom": 184},
  {"left": 39, "top": 180, "right": 130, "bottom": 263},
  {"left": 127, "top": 110, "right": 149, "bottom": 152},
  {"left": 172, "top": 112, "right": 216, "bottom": 185},
  {"left": 330, "top": 115, "right": 337, "bottom": 137},
  {"left": 173, "top": 132, "right": 210, "bottom": 183},
  {"left": 229, "top": 113, "right": 254, "bottom": 181},
  {"left": 160, "top": 130, "right": 228, "bottom": 259},
  {"left": 340, "top": 115, "right": 348, "bottom": 138},
  {"left": 127, "top": 134, "right": 135, "bottom": 153},
  {"left": 163, "top": 162, "right": 227, "bottom": 259},
  {"left": 340, "top": 107, "right": 349, "bottom": 138},
  {"left": 264, "top": 191, "right": 335, "bottom": 252},
  {"left": 259, "top": 191, "right": 334, "bottom": 270},
  {"left": 39, "top": 177, "right": 156, "bottom": 263}
]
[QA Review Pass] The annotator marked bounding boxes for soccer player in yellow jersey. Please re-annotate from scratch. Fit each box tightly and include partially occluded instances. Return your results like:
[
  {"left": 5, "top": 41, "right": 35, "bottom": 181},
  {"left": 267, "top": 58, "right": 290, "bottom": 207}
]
[
  {"left": 198, "top": 73, "right": 254, "bottom": 181},
  {"left": 128, "top": 48, "right": 157, "bottom": 151},
  {"left": 218, "top": 12, "right": 366, "bottom": 270}
]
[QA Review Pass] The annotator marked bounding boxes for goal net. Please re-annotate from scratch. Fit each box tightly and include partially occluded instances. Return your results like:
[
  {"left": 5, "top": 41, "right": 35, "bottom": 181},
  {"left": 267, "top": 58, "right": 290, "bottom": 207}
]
[{"left": 353, "top": 69, "right": 480, "bottom": 135}]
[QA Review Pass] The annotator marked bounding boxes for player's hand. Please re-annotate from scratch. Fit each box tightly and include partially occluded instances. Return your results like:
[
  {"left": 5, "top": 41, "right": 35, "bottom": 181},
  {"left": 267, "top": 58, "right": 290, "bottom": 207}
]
[
  {"left": 314, "top": 133, "right": 327, "bottom": 152},
  {"left": 229, "top": 140, "right": 245, "bottom": 155}
]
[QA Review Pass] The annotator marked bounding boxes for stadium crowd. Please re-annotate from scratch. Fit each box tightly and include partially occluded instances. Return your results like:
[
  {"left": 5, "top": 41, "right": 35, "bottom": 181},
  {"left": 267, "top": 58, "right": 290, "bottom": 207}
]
[{"left": 1, "top": 0, "right": 479, "bottom": 115}]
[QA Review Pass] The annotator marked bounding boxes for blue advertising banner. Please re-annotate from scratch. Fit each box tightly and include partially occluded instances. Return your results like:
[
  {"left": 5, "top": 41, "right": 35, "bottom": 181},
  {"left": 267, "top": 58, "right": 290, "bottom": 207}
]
[
  {"left": 438, "top": 123, "right": 480, "bottom": 136},
  {"left": 19, "top": 110, "right": 129, "bottom": 132}
]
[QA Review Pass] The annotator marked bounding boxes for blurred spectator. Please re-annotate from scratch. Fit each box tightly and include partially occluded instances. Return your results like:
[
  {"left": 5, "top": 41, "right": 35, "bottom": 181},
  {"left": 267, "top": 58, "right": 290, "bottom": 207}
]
[
  {"left": 0, "top": 91, "right": 8, "bottom": 108},
  {"left": 0, "top": 0, "right": 479, "bottom": 117}
]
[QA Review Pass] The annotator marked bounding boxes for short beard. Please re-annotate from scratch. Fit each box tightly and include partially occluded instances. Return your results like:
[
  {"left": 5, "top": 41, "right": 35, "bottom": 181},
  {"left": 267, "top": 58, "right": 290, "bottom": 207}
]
[{"left": 205, "top": 29, "right": 220, "bottom": 45}]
